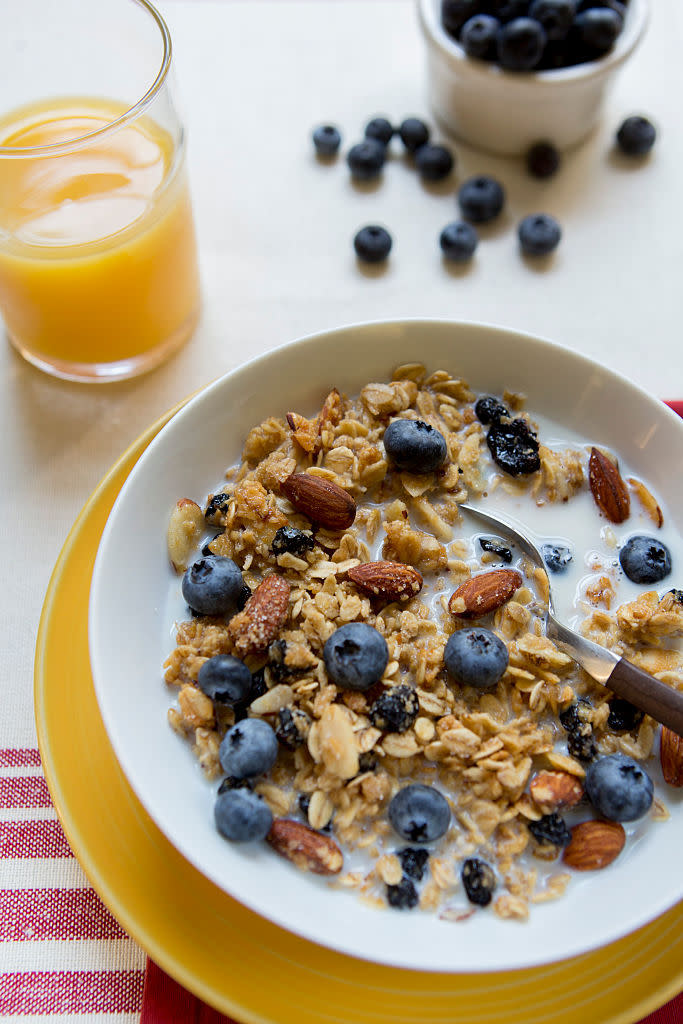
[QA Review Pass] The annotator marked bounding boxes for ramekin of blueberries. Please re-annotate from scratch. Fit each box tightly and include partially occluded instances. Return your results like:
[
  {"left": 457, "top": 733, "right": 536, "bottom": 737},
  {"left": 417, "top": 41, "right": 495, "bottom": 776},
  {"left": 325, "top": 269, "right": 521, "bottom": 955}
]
[{"left": 417, "top": 0, "right": 649, "bottom": 153}]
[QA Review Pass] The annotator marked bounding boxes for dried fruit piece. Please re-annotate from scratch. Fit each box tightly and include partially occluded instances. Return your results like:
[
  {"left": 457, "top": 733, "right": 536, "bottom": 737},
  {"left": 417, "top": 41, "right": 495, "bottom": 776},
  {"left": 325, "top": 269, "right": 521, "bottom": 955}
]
[
  {"left": 589, "top": 447, "right": 630, "bottom": 524},
  {"left": 167, "top": 498, "right": 204, "bottom": 573},
  {"left": 529, "top": 771, "right": 584, "bottom": 814},
  {"left": 227, "top": 574, "right": 290, "bottom": 657},
  {"left": 660, "top": 727, "right": 683, "bottom": 787},
  {"left": 267, "top": 818, "right": 343, "bottom": 875},
  {"left": 347, "top": 560, "right": 423, "bottom": 601},
  {"left": 628, "top": 477, "right": 664, "bottom": 528},
  {"left": 282, "top": 472, "right": 356, "bottom": 530},
  {"left": 562, "top": 820, "right": 626, "bottom": 871},
  {"left": 448, "top": 568, "right": 522, "bottom": 618}
]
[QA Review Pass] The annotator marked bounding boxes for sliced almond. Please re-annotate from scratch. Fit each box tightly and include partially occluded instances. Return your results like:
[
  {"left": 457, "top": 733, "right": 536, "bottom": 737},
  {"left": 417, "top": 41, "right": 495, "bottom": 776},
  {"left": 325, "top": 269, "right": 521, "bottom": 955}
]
[
  {"left": 529, "top": 770, "right": 584, "bottom": 814},
  {"left": 167, "top": 498, "right": 204, "bottom": 573},
  {"left": 267, "top": 818, "right": 343, "bottom": 875},
  {"left": 589, "top": 447, "right": 630, "bottom": 524},
  {"left": 227, "top": 574, "right": 290, "bottom": 657},
  {"left": 628, "top": 477, "right": 664, "bottom": 528},
  {"left": 448, "top": 568, "right": 522, "bottom": 619},
  {"left": 660, "top": 727, "right": 683, "bottom": 787},
  {"left": 281, "top": 472, "right": 356, "bottom": 531},
  {"left": 562, "top": 820, "right": 625, "bottom": 871},
  {"left": 347, "top": 560, "right": 423, "bottom": 601},
  {"left": 317, "top": 704, "right": 359, "bottom": 780}
]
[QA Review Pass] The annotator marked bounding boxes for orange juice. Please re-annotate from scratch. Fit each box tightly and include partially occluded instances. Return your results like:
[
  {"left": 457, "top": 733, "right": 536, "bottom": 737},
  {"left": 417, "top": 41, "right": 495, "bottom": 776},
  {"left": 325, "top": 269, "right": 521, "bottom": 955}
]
[{"left": 0, "top": 97, "right": 200, "bottom": 378}]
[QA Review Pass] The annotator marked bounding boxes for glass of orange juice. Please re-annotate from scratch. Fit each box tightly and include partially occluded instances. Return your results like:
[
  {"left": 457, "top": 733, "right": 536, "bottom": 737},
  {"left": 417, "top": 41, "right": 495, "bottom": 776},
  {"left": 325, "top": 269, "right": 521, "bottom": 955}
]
[{"left": 0, "top": 0, "right": 200, "bottom": 382}]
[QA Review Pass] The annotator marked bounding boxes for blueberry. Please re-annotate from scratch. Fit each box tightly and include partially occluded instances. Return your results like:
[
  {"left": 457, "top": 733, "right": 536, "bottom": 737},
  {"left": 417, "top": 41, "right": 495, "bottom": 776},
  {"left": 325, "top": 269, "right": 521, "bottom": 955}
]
[
  {"left": 486, "top": 417, "right": 541, "bottom": 475},
  {"left": 312, "top": 124, "right": 341, "bottom": 158},
  {"left": 529, "top": 0, "right": 577, "bottom": 40},
  {"left": 388, "top": 784, "right": 451, "bottom": 843},
  {"left": 441, "top": 0, "right": 483, "bottom": 37},
  {"left": 616, "top": 116, "right": 656, "bottom": 156},
  {"left": 526, "top": 140, "right": 561, "bottom": 178},
  {"left": 496, "top": 17, "right": 547, "bottom": 70},
  {"left": 386, "top": 877, "right": 419, "bottom": 909},
  {"left": 204, "top": 492, "right": 231, "bottom": 526},
  {"left": 397, "top": 846, "right": 430, "bottom": 881},
  {"left": 542, "top": 543, "right": 573, "bottom": 573},
  {"left": 384, "top": 418, "right": 448, "bottom": 474},
  {"left": 607, "top": 698, "right": 644, "bottom": 734},
  {"left": 585, "top": 753, "right": 654, "bottom": 821},
  {"left": 574, "top": 8, "right": 623, "bottom": 55},
  {"left": 347, "top": 138, "right": 386, "bottom": 180},
  {"left": 528, "top": 812, "right": 572, "bottom": 846},
  {"left": 461, "top": 857, "right": 497, "bottom": 906},
  {"left": 479, "top": 537, "right": 513, "bottom": 563},
  {"left": 619, "top": 535, "right": 672, "bottom": 584},
  {"left": 271, "top": 526, "right": 315, "bottom": 557},
  {"left": 458, "top": 175, "right": 505, "bottom": 223},
  {"left": 444, "top": 627, "right": 509, "bottom": 689},
  {"left": 460, "top": 14, "right": 500, "bottom": 58},
  {"left": 398, "top": 117, "right": 430, "bottom": 152},
  {"left": 439, "top": 221, "right": 478, "bottom": 262},
  {"left": 518, "top": 213, "right": 562, "bottom": 256},
  {"left": 197, "top": 654, "right": 252, "bottom": 705},
  {"left": 214, "top": 788, "right": 273, "bottom": 842},
  {"left": 182, "top": 555, "right": 244, "bottom": 616},
  {"left": 474, "top": 395, "right": 510, "bottom": 424},
  {"left": 218, "top": 718, "right": 279, "bottom": 779},
  {"left": 323, "top": 622, "right": 389, "bottom": 691},
  {"left": 489, "top": 0, "right": 529, "bottom": 20},
  {"left": 369, "top": 685, "right": 420, "bottom": 733},
  {"left": 354, "top": 225, "right": 392, "bottom": 263},
  {"left": 415, "top": 143, "right": 455, "bottom": 181},
  {"left": 365, "top": 117, "right": 395, "bottom": 146}
]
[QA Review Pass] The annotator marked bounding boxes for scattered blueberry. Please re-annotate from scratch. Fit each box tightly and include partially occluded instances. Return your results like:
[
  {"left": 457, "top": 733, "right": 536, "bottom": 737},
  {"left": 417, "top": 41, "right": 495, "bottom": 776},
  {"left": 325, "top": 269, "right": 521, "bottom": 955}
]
[
  {"left": 460, "top": 14, "right": 500, "bottom": 59},
  {"left": 585, "top": 753, "right": 654, "bottom": 821},
  {"left": 323, "top": 622, "right": 389, "bottom": 691},
  {"left": 461, "top": 857, "right": 497, "bottom": 905},
  {"left": 383, "top": 418, "right": 449, "bottom": 473},
  {"left": 619, "top": 535, "right": 672, "bottom": 584},
  {"left": 528, "top": 0, "right": 576, "bottom": 40},
  {"left": 458, "top": 175, "right": 505, "bottom": 223},
  {"left": 474, "top": 395, "right": 510, "bottom": 424},
  {"left": 486, "top": 417, "right": 541, "bottom": 475},
  {"left": 369, "top": 685, "right": 420, "bottom": 733},
  {"left": 528, "top": 811, "right": 572, "bottom": 846},
  {"left": 526, "top": 140, "right": 561, "bottom": 178},
  {"left": 496, "top": 17, "right": 547, "bottom": 70},
  {"left": 218, "top": 718, "right": 279, "bottom": 779},
  {"left": 312, "top": 124, "right": 342, "bottom": 158},
  {"left": 398, "top": 846, "right": 430, "bottom": 881},
  {"left": 616, "top": 115, "right": 656, "bottom": 156},
  {"left": 480, "top": 537, "right": 513, "bottom": 563},
  {"left": 441, "top": 0, "right": 483, "bottom": 37},
  {"left": 197, "top": 654, "right": 252, "bottom": 705},
  {"left": 275, "top": 707, "right": 311, "bottom": 750},
  {"left": 214, "top": 788, "right": 273, "bottom": 842},
  {"left": 607, "top": 698, "right": 645, "bottom": 734},
  {"left": 518, "top": 213, "right": 562, "bottom": 255},
  {"left": 574, "top": 7, "right": 622, "bottom": 54},
  {"left": 444, "top": 627, "right": 509, "bottom": 689},
  {"left": 347, "top": 138, "right": 386, "bottom": 180},
  {"left": 271, "top": 526, "right": 315, "bottom": 557},
  {"left": 365, "top": 116, "right": 395, "bottom": 146},
  {"left": 415, "top": 143, "right": 455, "bottom": 181},
  {"left": 490, "top": 0, "right": 529, "bottom": 19},
  {"left": 353, "top": 225, "right": 392, "bottom": 263},
  {"left": 439, "top": 221, "right": 478, "bottom": 261},
  {"left": 182, "top": 555, "right": 244, "bottom": 617},
  {"left": 542, "top": 543, "right": 573, "bottom": 573},
  {"left": 204, "top": 492, "right": 231, "bottom": 526},
  {"left": 388, "top": 784, "right": 451, "bottom": 843},
  {"left": 386, "top": 877, "right": 419, "bottom": 909},
  {"left": 399, "top": 117, "right": 430, "bottom": 152}
]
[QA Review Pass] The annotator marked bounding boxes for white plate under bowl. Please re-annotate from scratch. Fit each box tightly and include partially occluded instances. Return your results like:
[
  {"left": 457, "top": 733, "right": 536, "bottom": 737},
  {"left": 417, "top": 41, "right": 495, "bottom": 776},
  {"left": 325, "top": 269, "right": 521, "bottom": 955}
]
[{"left": 89, "top": 319, "right": 683, "bottom": 973}]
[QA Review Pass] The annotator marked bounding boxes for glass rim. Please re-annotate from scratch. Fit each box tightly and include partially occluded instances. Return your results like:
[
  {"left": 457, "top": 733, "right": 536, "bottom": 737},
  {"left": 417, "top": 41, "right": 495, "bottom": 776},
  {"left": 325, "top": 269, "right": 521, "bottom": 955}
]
[{"left": 0, "top": 0, "right": 173, "bottom": 159}]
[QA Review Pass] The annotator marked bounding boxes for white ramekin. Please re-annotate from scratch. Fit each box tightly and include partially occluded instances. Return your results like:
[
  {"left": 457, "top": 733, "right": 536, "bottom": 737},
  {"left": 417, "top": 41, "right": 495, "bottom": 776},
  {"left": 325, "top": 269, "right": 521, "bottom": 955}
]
[{"left": 417, "top": 0, "right": 650, "bottom": 155}]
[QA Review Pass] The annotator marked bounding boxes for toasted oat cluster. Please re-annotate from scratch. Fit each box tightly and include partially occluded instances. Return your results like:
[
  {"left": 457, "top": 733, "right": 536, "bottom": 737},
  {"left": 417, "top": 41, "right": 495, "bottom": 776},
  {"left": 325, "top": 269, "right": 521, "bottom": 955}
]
[{"left": 164, "top": 364, "right": 683, "bottom": 921}]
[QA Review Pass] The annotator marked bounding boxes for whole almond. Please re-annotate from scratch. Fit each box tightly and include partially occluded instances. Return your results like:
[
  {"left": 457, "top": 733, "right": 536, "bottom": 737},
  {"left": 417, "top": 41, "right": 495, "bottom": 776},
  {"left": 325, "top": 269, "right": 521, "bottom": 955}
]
[
  {"left": 347, "top": 560, "right": 423, "bottom": 601},
  {"left": 448, "top": 569, "right": 522, "bottom": 618},
  {"left": 282, "top": 472, "right": 356, "bottom": 530},
  {"left": 267, "top": 818, "right": 343, "bottom": 875},
  {"left": 227, "top": 574, "right": 290, "bottom": 657},
  {"left": 589, "top": 447, "right": 630, "bottom": 524},
  {"left": 529, "top": 770, "right": 584, "bottom": 814},
  {"left": 562, "top": 820, "right": 626, "bottom": 871},
  {"left": 660, "top": 727, "right": 683, "bottom": 787}
]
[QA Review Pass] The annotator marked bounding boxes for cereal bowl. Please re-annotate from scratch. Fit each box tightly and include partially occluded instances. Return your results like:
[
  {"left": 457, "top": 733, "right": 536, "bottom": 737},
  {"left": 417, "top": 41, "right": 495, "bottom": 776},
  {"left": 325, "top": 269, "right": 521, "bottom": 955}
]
[
  {"left": 89, "top": 319, "right": 683, "bottom": 972},
  {"left": 417, "top": 0, "right": 649, "bottom": 154}
]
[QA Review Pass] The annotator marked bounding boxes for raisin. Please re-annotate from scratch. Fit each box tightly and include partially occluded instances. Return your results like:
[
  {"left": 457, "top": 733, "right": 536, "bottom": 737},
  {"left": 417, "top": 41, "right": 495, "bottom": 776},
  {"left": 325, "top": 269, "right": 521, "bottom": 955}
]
[
  {"left": 474, "top": 395, "right": 510, "bottom": 425},
  {"left": 486, "top": 418, "right": 541, "bottom": 476},
  {"left": 567, "top": 730, "right": 597, "bottom": 763},
  {"left": 461, "top": 857, "right": 496, "bottom": 906},
  {"left": 369, "top": 685, "right": 419, "bottom": 733},
  {"left": 271, "top": 526, "right": 315, "bottom": 557},
  {"left": 358, "top": 752, "right": 378, "bottom": 773},
  {"left": 386, "top": 877, "right": 419, "bottom": 909},
  {"left": 217, "top": 776, "right": 251, "bottom": 794},
  {"left": 237, "top": 583, "right": 252, "bottom": 610},
  {"left": 559, "top": 698, "right": 591, "bottom": 734},
  {"left": 528, "top": 812, "right": 572, "bottom": 847},
  {"left": 267, "top": 639, "right": 293, "bottom": 680},
  {"left": 607, "top": 698, "right": 645, "bottom": 734},
  {"left": 275, "top": 707, "right": 310, "bottom": 750},
  {"left": 204, "top": 492, "right": 231, "bottom": 526},
  {"left": 298, "top": 793, "right": 311, "bottom": 817},
  {"left": 667, "top": 589, "right": 683, "bottom": 604},
  {"left": 398, "top": 847, "right": 430, "bottom": 881},
  {"left": 479, "top": 537, "right": 513, "bottom": 563}
]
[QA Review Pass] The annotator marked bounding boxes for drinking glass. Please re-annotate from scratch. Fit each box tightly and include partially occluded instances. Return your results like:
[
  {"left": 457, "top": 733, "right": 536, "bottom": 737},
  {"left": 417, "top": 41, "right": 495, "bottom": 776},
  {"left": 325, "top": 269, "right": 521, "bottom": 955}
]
[{"left": 0, "top": 0, "right": 200, "bottom": 382}]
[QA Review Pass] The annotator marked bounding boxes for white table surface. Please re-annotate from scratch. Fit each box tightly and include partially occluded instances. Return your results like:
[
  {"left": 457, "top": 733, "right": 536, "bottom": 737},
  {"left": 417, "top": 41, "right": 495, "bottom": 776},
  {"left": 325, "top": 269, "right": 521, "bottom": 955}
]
[{"left": 1, "top": 0, "right": 682, "bottom": 1019}]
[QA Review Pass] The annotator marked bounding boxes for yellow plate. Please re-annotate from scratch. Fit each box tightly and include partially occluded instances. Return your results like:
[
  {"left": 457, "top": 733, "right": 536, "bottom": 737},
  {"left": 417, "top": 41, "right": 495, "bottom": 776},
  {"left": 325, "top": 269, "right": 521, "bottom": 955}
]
[{"left": 35, "top": 405, "right": 683, "bottom": 1024}]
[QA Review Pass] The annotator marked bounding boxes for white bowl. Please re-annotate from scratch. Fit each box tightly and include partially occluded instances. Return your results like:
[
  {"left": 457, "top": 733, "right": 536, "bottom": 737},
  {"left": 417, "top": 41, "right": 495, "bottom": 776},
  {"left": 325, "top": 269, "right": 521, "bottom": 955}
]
[
  {"left": 89, "top": 319, "right": 683, "bottom": 973},
  {"left": 417, "top": 0, "right": 650, "bottom": 154}
]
